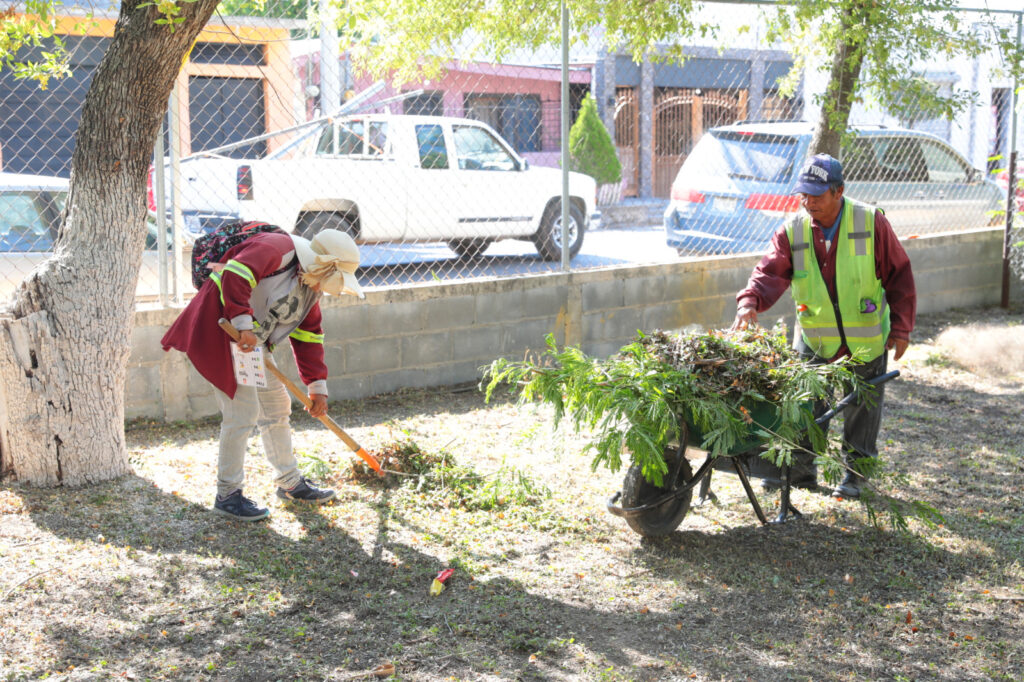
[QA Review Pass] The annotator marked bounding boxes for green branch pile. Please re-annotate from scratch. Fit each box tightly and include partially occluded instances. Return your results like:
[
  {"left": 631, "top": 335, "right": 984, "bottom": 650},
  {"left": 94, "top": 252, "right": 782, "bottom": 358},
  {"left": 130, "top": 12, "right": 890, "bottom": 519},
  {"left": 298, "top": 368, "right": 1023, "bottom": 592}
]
[{"left": 483, "top": 325, "right": 865, "bottom": 487}]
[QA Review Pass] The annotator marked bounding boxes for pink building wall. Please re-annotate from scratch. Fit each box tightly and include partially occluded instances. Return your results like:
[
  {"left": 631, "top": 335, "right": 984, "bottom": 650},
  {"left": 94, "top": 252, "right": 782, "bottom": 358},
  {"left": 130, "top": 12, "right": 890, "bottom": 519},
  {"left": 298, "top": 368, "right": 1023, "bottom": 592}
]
[{"left": 295, "top": 53, "right": 592, "bottom": 167}]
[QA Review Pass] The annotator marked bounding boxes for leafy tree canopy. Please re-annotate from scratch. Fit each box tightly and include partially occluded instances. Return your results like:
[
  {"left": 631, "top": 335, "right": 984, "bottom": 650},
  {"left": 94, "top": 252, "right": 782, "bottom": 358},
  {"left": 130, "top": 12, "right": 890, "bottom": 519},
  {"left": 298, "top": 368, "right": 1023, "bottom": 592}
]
[
  {"left": 766, "top": 0, "right": 1024, "bottom": 148},
  {"left": 336, "top": 0, "right": 1022, "bottom": 145},
  {"left": 343, "top": 0, "right": 716, "bottom": 84},
  {"left": 1, "top": 0, "right": 69, "bottom": 86},
  {"left": 215, "top": 0, "right": 310, "bottom": 21}
]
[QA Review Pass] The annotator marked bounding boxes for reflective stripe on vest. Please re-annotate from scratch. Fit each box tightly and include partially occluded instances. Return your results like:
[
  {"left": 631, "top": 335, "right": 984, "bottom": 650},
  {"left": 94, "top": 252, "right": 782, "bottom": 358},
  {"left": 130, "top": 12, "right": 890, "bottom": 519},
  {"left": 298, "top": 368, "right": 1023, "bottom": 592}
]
[
  {"left": 289, "top": 328, "right": 325, "bottom": 344},
  {"left": 787, "top": 198, "right": 890, "bottom": 360},
  {"left": 210, "top": 260, "right": 258, "bottom": 306}
]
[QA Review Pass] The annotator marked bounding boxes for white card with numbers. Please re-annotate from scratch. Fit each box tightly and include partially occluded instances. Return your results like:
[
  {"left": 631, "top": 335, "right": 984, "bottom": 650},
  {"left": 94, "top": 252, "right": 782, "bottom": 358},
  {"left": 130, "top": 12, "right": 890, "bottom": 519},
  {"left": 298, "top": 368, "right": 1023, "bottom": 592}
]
[{"left": 230, "top": 344, "right": 268, "bottom": 388}]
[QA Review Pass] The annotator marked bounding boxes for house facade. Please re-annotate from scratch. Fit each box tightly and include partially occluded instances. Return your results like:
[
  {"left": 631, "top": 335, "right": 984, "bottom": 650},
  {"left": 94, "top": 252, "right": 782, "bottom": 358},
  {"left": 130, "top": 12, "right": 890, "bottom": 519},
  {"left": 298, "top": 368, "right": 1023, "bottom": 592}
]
[
  {"left": 593, "top": 48, "right": 798, "bottom": 198},
  {"left": 0, "top": 10, "right": 302, "bottom": 176}
]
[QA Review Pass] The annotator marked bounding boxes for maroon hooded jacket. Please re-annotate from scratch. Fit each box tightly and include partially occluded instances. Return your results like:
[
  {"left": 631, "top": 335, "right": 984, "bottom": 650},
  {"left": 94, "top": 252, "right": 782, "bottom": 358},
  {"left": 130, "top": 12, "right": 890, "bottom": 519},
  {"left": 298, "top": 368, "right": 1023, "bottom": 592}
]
[{"left": 161, "top": 232, "right": 327, "bottom": 398}]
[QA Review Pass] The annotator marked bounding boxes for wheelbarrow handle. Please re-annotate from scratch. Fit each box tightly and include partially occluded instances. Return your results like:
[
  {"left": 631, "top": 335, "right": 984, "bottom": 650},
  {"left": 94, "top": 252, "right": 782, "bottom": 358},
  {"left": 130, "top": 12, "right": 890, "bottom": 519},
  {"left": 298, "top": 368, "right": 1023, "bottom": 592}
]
[{"left": 814, "top": 369, "right": 900, "bottom": 425}]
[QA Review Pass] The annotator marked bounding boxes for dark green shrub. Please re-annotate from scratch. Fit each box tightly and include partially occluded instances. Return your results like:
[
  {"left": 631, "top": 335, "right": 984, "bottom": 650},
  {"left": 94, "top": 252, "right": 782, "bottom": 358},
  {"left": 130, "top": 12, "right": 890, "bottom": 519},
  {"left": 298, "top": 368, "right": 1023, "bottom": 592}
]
[{"left": 569, "top": 93, "right": 622, "bottom": 185}]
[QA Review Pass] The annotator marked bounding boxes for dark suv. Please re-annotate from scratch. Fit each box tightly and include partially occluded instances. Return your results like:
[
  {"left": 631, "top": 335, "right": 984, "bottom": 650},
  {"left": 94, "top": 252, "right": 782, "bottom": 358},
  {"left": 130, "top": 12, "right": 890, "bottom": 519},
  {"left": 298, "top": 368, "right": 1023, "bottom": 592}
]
[{"left": 664, "top": 122, "right": 1005, "bottom": 256}]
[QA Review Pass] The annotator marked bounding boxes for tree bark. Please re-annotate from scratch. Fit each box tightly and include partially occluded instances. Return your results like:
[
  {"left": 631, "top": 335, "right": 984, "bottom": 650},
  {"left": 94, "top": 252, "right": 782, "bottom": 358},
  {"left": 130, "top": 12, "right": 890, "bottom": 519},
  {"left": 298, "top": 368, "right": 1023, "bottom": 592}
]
[
  {"left": 809, "top": 3, "right": 868, "bottom": 158},
  {"left": 0, "top": 0, "right": 221, "bottom": 486}
]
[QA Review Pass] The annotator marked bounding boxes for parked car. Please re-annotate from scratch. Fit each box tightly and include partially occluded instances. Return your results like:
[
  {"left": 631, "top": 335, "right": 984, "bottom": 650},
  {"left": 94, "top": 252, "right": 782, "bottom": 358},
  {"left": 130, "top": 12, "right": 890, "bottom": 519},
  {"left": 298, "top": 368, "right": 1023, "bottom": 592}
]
[
  {"left": 0, "top": 171, "right": 172, "bottom": 252},
  {"left": 664, "top": 122, "right": 1006, "bottom": 255},
  {"left": 146, "top": 165, "right": 239, "bottom": 239},
  {"left": 0, "top": 172, "right": 67, "bottom": 252},
  {"left": 150, "top": 114, "right": 597, "bottom": 261}
]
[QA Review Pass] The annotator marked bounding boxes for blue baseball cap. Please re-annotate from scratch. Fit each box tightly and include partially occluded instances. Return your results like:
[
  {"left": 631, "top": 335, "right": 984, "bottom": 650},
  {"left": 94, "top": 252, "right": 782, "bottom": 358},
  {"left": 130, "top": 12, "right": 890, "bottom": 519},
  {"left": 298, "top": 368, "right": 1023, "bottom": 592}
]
[{"left": 792, "top": 153, "right": 843, "bottom": 196}]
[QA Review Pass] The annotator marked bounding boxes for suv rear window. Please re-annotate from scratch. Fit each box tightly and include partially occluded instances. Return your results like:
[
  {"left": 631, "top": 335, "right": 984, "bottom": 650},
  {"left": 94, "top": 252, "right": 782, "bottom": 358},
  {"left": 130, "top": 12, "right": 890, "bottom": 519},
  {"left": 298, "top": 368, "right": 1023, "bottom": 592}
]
[{"left": 684, "top": 130, "right": 800, "bottom": 183}]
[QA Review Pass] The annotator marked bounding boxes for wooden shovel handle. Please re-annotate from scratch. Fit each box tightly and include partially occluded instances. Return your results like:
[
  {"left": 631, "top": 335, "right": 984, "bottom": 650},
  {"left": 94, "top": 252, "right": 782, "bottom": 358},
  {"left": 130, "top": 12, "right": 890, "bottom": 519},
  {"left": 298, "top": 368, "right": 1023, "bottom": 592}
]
[{"left": 218, "top": 319, "right": 382, "bottom": 474}]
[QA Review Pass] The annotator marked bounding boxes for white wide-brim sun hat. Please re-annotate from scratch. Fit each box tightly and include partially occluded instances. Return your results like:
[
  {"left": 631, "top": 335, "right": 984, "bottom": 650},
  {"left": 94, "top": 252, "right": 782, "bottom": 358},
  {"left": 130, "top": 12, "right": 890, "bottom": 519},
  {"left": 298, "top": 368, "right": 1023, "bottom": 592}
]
[{"left": 290, "top": 229, "right": 365, "bottom": 298}]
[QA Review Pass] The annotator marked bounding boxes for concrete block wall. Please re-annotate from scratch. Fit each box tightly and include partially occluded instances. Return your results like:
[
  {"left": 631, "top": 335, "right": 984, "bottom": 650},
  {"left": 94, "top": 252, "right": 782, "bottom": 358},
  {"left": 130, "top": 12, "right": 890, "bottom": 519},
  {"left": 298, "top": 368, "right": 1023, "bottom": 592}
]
[{"left": 129, "top": 229, "right": 1020, "bottom": 421}]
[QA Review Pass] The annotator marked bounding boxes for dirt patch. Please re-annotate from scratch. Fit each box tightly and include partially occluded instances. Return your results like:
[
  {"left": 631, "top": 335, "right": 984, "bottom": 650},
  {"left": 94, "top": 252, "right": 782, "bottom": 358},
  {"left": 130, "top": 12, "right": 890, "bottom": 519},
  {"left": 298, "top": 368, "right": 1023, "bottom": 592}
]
[
  {"left": 934, "top": 324, "right": 1024, "bottom": 379},
  {"left": 2, "top": 304, "right": 1023, "bottom": 681}
]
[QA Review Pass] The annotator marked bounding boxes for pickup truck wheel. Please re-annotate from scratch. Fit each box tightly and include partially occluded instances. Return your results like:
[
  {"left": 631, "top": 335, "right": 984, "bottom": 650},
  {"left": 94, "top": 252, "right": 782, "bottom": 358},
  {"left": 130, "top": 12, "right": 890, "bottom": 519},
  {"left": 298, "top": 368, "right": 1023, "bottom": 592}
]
[
  {"left": 533, "top": 202, "right": 585, "bottom": 261},
  {"left": 297, "top": 213, "right": 355, "bottom": 240},
  {"left": 447, "top": 238, "right": 493, "bottom": 259}
]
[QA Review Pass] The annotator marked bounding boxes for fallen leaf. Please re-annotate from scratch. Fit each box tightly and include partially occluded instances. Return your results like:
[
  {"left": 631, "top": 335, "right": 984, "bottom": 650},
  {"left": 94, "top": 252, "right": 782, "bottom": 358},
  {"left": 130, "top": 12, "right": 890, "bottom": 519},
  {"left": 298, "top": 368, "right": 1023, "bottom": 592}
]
[
  {"left": 905, "top": 611, "right": 913, "bottom": 624},
  {"left": 373, "top": 663, "right": 395, "bottom": 678}
]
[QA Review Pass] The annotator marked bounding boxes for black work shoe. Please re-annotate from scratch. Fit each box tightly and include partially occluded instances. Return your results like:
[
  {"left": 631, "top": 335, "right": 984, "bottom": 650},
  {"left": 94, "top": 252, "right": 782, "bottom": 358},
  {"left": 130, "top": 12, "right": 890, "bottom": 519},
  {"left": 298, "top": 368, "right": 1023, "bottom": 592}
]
[
  {"left": 831, "top": 474, "right": 864, "bottom": 500},
  {"left": 213, "top": 490, "right": 270, "bottom": 522},
  {"left": 276, "top": 477, "right": 336, "bottom": 503},
  {"left": 762, "top": 473, "right": 818, "bottom": 492}
]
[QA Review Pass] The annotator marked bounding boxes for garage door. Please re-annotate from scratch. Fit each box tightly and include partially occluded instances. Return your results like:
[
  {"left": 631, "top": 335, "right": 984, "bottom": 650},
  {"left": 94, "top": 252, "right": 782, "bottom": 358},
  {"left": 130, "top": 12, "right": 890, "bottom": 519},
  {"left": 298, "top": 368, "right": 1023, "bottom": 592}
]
[
  {"left": 188, "top": 76, "right": 266, "bottom": 158},
  {"left": 0, "top": 37, "right": 106, "bottom": 177}
]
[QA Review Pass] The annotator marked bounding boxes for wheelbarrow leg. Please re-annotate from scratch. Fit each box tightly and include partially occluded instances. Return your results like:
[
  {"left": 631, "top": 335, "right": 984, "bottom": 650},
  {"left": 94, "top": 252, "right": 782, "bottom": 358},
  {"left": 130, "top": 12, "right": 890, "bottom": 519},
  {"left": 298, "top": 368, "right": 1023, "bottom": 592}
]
[
  {"left": 731, "top": 457, "right": 768, "bottom": 525},
  {"left": 695, "top": 454, "right": 718, "bottom": 507},
  {"left": 772, "top": 464, "right": 803, "bottom": 524}
]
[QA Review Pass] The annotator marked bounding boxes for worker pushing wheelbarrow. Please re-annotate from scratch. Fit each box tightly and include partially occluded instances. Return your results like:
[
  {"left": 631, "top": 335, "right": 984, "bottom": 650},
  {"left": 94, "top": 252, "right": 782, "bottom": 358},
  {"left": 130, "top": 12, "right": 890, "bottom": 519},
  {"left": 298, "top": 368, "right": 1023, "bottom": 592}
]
[
  {"left": 606, "top": 367, "right": 899, "bottom": 536},
  {"left": 483, "top": 325, "right": 897, "bottom": 537}
]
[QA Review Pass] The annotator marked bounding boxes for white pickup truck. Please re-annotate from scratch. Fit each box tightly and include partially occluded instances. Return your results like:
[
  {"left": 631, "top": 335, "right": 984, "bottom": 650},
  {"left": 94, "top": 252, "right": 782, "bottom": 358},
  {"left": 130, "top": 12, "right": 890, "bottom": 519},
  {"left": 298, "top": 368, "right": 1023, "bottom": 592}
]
[{"left": 164, "top": 114, "right": 597, "bottom": 261}]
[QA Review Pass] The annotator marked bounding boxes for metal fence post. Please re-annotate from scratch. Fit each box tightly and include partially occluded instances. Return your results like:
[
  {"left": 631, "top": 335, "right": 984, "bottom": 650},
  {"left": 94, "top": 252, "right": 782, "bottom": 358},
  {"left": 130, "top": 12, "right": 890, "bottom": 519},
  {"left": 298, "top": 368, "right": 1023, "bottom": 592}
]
[
  {"left": 154, "top": 116, "right": 169, "bottom": 305},
  {"left": 1001, "top": 10, "right": 1021, "bottom": 309},
  {"left": 560, "top": 0, "right": 571, "bottom": 273},
  {"left": 168, "top": 78, "right": 186, "bottom": 304}
]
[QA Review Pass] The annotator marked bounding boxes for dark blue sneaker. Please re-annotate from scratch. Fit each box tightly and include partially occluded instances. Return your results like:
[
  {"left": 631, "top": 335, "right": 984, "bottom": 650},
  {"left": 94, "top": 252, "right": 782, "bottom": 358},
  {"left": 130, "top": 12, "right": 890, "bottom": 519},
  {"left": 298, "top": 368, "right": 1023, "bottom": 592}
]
[
  {"left": 276, "top": 477, "right": 336, "bottom": 503},
  {"left": 213, "top": 490, "right": 270, "bottom": 521}
]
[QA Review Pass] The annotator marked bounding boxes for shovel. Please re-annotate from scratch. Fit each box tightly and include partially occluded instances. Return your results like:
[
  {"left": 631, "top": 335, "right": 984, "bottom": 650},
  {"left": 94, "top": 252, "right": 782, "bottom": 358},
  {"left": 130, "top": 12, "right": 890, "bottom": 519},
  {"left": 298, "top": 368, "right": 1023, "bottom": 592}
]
[{"left": 218, "top": 318, "right": 383, "bottom": 475}]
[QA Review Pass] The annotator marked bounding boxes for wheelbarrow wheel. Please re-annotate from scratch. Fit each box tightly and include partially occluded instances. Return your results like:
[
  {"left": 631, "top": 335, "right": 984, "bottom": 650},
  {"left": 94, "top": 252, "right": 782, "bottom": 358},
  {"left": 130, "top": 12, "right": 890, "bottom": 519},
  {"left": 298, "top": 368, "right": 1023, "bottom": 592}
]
[{"left": 620, "top": 448, "right": 694, "bottom": 537}]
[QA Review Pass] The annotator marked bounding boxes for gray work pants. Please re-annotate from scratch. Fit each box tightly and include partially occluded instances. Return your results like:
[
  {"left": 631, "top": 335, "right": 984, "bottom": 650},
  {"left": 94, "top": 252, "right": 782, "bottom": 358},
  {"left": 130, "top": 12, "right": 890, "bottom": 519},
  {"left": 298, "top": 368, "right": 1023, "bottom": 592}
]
[
  {"left": 213, "top": 368, "right": 303, "bottom": 498},
  {"left": 796, "top": 337, "right": 888, "bottom": 475}
]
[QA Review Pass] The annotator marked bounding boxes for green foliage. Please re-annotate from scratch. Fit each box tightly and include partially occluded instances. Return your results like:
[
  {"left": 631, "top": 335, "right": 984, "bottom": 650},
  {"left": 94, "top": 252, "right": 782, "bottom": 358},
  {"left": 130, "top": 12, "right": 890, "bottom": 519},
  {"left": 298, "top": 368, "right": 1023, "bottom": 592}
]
[
  {"left": 0, "top": 0, "right": 70, "bottom": 87},
  {"left": 345, "top": 0, "right": 714, "bottom": 85},
  {"left": 483, "top": 325, "right": 864, "bottom": 487},
  {"left": 569, "top": 93, "right": 622, "bottom": 185},
  {"left": 765, "top": 0, "right": 1024, "bottom": 153},
  {"left": 216, "top": 0, "right": 310, "bottom": 20},
  {"left": 377, "top": 437, "right": 550, "bottom": 511}
]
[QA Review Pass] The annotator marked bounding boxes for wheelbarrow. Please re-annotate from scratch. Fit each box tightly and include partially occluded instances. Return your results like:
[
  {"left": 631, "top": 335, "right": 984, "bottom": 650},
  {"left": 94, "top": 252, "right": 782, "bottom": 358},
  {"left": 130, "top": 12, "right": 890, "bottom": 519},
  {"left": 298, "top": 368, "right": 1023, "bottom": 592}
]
[{"left": 606, "top": 370, "right": 900, "bottom": 536}]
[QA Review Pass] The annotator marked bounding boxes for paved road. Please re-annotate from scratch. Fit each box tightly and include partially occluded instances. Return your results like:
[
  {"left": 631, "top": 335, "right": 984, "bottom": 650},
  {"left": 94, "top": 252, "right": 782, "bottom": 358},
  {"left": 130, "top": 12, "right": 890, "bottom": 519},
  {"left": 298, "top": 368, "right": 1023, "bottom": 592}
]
[
  {"left": 354, "top": 224, "right": 682, "bottom": 287},
  {"left": 0, "top": 224, "right": 689, "bottom": 301}
]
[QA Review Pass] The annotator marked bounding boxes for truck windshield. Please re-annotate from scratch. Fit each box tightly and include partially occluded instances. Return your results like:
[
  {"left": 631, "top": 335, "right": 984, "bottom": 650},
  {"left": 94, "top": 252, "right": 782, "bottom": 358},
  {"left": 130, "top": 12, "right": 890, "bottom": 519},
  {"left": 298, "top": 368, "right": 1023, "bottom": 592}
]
[{"left": 452, "top": 125, "right": 516, "bottom": 171}]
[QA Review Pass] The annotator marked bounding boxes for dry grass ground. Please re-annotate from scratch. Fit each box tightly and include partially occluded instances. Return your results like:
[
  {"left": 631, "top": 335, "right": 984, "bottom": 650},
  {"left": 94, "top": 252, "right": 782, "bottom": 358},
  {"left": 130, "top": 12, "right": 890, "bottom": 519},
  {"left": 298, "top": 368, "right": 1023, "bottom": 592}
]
[{"left": 1, "top": 304, "right": 1022, "bottom": 681}]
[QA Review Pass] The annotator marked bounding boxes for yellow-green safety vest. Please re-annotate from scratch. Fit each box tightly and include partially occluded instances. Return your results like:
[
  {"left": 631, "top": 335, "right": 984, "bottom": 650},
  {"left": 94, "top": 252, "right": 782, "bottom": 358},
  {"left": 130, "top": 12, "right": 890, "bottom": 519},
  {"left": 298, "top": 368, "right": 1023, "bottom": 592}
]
[{"left": 786, "top": 198, "right": 890, "bottom": 361}]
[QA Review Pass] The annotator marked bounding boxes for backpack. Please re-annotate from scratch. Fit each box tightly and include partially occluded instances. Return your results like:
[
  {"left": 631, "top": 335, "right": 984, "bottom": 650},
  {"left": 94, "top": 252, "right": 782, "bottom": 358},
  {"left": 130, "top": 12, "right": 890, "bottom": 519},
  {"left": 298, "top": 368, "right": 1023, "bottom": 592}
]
[{"left": 190, "top": 221, "right": 291, "bottom": 289}]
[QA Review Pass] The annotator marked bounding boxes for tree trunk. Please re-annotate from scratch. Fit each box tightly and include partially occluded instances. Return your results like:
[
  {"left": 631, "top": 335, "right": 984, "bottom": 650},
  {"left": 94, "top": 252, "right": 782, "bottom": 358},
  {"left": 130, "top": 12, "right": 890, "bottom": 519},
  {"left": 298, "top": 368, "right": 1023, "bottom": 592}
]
[
  {"left": 0, "top": 0, "right": 220, "bottom": 486},
  {"left": 809, "top": 3, "right": 869, "bottom": 158}
]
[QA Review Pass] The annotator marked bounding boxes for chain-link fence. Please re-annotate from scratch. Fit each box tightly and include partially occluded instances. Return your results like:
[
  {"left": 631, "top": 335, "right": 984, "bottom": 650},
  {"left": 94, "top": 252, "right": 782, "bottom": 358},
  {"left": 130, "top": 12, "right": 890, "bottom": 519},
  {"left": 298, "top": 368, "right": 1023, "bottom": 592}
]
[{"left": 1, "top": 4, "right": 1021, "bottom": 303}]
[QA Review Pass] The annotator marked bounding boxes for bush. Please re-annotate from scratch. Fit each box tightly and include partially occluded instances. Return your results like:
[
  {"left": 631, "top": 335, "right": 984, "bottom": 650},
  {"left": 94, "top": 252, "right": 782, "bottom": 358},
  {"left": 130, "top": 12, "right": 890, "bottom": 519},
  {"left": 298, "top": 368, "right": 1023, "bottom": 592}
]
[{"left": 568, "top": 93, "right": 622, "bottom": 185}]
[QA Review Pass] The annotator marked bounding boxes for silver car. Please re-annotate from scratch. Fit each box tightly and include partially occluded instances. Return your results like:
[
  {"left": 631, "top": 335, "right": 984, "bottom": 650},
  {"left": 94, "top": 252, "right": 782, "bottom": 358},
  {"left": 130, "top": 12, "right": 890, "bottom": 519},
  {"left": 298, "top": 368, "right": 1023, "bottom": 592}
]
[
  {"left": 0, "top": 172, "right": 67, "bottom": 252},
  {"left": 664, "top": 122, "right": 1005, "bottom": 256}
]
